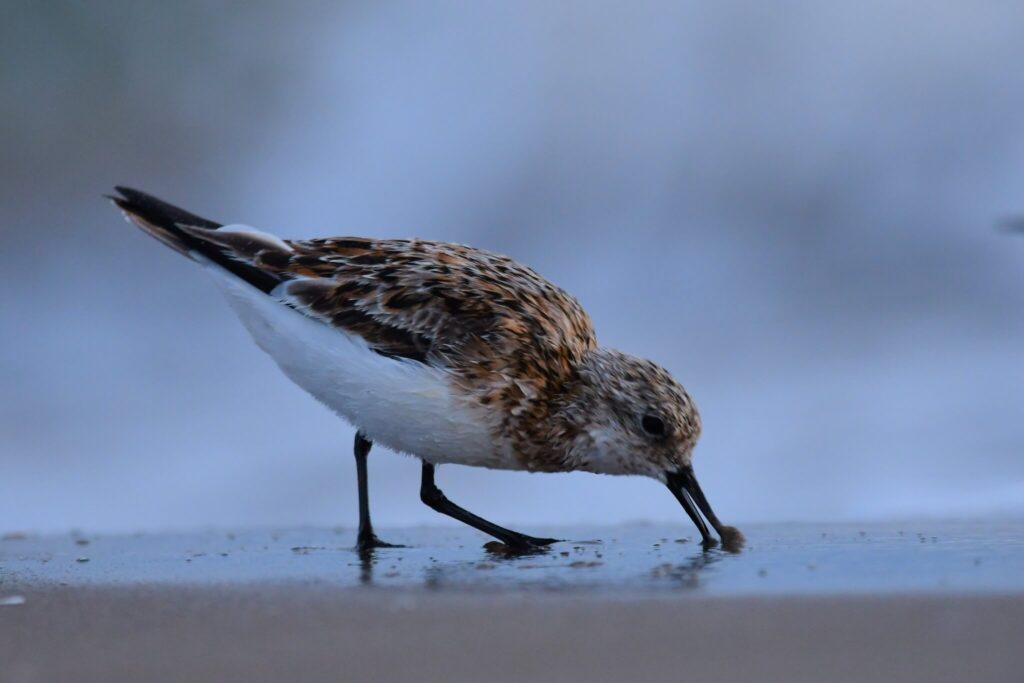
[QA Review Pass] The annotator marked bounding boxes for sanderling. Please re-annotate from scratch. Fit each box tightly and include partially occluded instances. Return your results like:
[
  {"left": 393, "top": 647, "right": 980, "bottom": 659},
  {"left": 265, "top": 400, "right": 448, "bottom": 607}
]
[{"left": 109, "top": 187, "right": 743, "bottom": 551}]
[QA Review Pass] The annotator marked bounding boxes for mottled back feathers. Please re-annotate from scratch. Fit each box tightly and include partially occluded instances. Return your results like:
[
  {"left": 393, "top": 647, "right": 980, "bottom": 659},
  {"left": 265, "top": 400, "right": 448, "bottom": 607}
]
[
  {"left": 112, "top": 187, "right": 596, "bottom": 396},
  {"left": 277, "top": 238, "right": 596, "bottom": 378}
]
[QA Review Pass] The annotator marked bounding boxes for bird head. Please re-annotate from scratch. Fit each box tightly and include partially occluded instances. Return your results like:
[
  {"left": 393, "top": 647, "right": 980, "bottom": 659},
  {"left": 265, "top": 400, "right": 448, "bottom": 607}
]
[{"left": 568, "top": 348, "right": 743, "bottom": 550}]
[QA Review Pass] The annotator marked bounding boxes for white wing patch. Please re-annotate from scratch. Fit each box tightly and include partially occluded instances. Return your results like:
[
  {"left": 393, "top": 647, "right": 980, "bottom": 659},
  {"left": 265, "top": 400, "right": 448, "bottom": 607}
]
[
  {"left": 179, "top": 223, "right": 293, "bottom": 256},
  {"left": 216, "top": 224, "right": 293, "bottom": 252}
]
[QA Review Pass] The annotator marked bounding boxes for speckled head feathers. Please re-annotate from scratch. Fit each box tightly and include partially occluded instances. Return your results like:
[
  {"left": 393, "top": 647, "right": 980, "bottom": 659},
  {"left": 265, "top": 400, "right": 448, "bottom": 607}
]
[{"left": 560, "top": 348, "right": 702, "bottom": 478}]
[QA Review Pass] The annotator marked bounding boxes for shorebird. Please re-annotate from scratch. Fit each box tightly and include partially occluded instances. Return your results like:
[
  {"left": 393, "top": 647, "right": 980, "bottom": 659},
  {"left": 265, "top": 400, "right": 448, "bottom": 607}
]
[{"left": 109, "top": 188, "right": 743, "bottom": 552}]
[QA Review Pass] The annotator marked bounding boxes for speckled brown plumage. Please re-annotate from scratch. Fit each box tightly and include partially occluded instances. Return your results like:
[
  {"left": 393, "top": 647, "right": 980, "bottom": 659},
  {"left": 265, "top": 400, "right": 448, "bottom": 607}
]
[
  {"left": 178, "top": 228, "right": 604, "bottom": 469},
  {"left": 283, "top": 237, "right": 596, "bottom": 377},
  {"left": 111, "top": 186, "right": 740, "bottom": 550},
  {"left": 284, "top": 238, "right": 601, "bottom": 469}
]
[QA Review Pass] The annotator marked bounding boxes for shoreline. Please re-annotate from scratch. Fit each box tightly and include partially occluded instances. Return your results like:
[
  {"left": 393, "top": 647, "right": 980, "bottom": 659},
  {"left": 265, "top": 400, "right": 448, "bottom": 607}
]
[{"left": 4, "top": 522, "right": 1023, "bottom": 681}]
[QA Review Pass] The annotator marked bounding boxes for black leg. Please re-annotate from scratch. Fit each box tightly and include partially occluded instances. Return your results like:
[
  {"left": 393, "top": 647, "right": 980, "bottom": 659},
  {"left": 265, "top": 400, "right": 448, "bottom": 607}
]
[
  {"left": 354, "top": 432, "right": 401, "bottom": 551},
  {"left": 419, "top": 460, "right": 558, "bottom": 549}
]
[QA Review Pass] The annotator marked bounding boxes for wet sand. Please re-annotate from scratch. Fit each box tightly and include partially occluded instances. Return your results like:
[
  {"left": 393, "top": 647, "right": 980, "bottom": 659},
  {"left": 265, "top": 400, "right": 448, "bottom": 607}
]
[{"left": 3, "top": 521, "right": 1024, "bottom": 682}]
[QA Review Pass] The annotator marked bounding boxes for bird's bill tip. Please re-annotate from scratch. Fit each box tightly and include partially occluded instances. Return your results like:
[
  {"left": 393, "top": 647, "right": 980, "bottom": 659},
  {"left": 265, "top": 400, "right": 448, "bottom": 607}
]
[{"left": 665, "top": 465, "right": 744, "bottom": 552}]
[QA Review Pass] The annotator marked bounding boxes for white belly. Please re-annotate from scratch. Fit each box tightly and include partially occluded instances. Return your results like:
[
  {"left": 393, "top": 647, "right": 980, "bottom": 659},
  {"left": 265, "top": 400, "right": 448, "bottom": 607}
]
[{"left": 204, "top": 265, "right": 512, "bottom": 468}]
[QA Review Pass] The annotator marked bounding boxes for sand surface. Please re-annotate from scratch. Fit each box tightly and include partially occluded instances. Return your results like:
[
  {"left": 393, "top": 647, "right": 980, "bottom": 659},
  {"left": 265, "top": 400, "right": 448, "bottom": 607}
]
[
  {"left": 3, "top": 521, "right": 1023, "bottom": 682},
  {"left": 4, "top": 587, "right": 1022, "bottom": 683}
]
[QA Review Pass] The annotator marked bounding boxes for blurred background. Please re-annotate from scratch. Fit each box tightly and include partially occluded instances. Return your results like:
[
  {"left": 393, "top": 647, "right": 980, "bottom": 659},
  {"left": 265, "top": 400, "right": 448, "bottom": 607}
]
[{"left": 2, "top": 1, "right": 1022, "bottom": 534}]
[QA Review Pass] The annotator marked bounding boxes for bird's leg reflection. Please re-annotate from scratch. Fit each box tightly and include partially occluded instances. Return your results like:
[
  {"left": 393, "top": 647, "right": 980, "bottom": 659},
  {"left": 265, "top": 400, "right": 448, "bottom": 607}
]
[{"left": 357, "top": 546, "right": 376, "bottom": 585}]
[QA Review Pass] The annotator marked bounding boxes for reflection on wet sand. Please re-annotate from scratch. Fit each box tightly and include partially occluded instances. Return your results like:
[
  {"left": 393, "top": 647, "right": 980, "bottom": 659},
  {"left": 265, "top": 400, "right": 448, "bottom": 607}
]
[
  {"left": 357, "top": 547, "right": 374, "bottom": 586},
  {"left": 650, "top": 549, "right": 723, "bottom": 590},
  {"left": 7, "top": 521, "right": 1023, "bottom": 595},
  {"left": 354, "top": 535, "right": 736, "bottom": 592}
]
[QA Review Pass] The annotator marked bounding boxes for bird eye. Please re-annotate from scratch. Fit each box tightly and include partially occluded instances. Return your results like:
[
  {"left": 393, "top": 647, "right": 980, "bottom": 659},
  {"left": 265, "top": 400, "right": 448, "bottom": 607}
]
[{"left": 641, "top": 414, "right": 666, "bottom": 437}]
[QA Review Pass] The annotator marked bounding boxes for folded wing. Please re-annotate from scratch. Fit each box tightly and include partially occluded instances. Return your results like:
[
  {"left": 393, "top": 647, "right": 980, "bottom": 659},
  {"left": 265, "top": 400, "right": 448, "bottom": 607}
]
[{"left": 112, "top": 188, "right": 597, "bottom": 381}]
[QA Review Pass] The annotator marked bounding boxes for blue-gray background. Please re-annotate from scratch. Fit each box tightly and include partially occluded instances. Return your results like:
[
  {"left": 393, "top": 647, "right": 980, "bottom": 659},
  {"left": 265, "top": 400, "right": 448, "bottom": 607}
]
[{"left": 2, "top": 2, "right": 1023, "bottom": 533}]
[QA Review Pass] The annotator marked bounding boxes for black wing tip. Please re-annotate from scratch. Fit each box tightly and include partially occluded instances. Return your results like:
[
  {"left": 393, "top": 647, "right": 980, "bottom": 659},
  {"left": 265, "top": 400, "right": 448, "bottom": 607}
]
[
  {"left": 111, "top": 185, "right": 150, "bottom": 200},
  {"left": 106, "top": 186, "right": 222, "bottom": 230},
  {"left": 108, "top": 186, "right": 147, "bottom": 206},
  {"left": 108, "top": 185, "right": 282, "bottom": 295},
  {"left": 105, "top": 193, "right": 133, "bottom": 213}
]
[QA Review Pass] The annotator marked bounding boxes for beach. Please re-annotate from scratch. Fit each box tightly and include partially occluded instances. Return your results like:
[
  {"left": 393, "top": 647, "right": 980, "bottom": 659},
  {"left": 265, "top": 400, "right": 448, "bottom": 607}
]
[{"left": 3, "top": 521, "right": 1023, "bottom": 682}]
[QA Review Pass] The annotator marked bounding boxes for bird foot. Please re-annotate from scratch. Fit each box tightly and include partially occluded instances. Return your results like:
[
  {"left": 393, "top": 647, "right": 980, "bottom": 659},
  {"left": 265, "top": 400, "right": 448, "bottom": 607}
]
[{"left": 357, "top": 533, "right": 404, "bottom": 552}]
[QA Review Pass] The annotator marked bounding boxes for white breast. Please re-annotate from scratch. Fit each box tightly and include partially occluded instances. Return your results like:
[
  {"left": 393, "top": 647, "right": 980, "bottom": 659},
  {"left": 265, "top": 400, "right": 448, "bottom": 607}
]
[{"left": 202, "top": 263, "right": 512, "bottom": 468}]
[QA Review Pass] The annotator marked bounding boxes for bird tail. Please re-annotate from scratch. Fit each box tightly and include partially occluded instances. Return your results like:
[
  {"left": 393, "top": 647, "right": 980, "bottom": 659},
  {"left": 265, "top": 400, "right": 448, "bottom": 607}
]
[{"left": 108, "top": 186, "right": 284, "bottom": 294}]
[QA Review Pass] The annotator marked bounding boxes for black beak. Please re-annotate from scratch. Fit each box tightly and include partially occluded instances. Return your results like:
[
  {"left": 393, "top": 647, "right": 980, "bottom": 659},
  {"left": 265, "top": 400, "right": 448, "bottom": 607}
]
[{"left": 665, "top": 465, "right": 744, "bottom": 550}]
